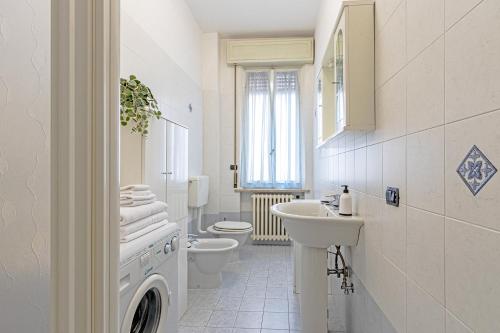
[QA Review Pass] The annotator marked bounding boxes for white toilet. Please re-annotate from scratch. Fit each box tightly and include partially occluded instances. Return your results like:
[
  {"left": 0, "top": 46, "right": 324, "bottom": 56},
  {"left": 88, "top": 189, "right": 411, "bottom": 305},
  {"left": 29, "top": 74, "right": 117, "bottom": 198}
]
[
  {"left": 207, "top": 221, "right": 253, "bottom": 260},
  {"left": 188, "top": 176, "right": 253, "bottom": 260},
  {"left": 187, "top": 238, "right": 238, "bottom": 289}
]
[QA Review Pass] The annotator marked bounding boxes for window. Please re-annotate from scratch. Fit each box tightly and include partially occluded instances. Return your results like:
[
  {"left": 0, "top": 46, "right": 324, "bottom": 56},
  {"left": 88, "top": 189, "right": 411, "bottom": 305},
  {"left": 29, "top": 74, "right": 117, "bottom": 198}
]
[{"left": 241, "top": 70, "right": 302, "bottom": 189}]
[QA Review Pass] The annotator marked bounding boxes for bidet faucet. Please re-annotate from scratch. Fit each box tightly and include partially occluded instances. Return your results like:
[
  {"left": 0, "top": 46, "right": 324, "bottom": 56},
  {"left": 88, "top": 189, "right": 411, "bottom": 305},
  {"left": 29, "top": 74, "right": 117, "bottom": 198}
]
[{"left": 188, "top": 234, "right": 199, "bottom": 244}]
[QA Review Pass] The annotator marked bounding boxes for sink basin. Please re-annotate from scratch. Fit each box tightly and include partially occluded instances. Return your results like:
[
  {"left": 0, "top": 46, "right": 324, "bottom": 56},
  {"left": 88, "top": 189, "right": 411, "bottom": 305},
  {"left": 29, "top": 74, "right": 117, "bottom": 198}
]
[
  {"left": 271, "top": 199, "right": 363, "bottom": 248},
  {"left": 271, "top": 200, "right": 365, "bottom": 332}
]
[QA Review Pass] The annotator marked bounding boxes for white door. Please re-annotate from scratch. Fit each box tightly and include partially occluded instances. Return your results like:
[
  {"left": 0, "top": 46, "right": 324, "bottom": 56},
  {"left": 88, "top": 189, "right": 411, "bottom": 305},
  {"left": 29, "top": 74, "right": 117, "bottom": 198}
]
[{"left": 144, "top": 118, "right": 167, "bottom": 202}]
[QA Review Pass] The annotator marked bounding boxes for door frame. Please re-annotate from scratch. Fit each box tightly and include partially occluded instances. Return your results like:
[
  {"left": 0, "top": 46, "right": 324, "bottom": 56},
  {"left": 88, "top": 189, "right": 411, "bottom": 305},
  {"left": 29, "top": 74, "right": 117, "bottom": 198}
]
[{"left": 51, "top": 0, "right": 120, "bottom": 332}]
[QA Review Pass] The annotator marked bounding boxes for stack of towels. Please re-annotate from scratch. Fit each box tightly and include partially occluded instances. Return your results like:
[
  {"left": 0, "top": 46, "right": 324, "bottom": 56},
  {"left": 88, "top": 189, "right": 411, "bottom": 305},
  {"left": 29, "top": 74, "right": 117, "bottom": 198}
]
[
  {"left": 120, "top": 185, "right": 168, "bottom": 243},
  {"left": 120, "top": 184, "right": 157, "bottom": 207}
]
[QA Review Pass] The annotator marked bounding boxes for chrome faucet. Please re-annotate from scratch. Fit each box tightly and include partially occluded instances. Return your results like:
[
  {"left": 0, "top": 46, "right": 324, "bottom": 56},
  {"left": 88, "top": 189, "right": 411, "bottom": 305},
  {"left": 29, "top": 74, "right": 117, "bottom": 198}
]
[
  {"left": 322, "top": 193, "right": 340, "bottom": 208},
  {"left": 187, "top": 233, "right": 199, "bottom": 245}
]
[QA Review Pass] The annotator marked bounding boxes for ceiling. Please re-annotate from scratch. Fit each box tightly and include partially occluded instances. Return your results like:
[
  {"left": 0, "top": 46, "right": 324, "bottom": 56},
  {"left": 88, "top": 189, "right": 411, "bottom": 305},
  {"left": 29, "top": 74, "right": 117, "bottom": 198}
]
[{"left": 185, "top": 0, "right": 322, "bottom": 37}]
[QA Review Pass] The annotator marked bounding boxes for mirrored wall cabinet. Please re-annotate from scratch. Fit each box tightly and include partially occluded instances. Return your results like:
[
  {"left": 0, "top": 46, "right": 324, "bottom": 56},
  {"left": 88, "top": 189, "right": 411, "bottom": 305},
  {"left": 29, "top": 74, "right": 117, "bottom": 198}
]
[{"left": 316, "top": 1, "right": 374, "bottom": 146}]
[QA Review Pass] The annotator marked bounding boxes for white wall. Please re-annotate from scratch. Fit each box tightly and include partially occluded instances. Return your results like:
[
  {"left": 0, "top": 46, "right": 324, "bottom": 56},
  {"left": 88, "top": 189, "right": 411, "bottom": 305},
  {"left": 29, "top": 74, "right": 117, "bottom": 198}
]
[
  {"left": 121, "top": 0, "right": 202, "bottom": 86},
  {"left": 0, "top": 1, "right": 51, "bottom": 332},
  {"left": 314, "top": 0, "right": 500, "bottom": 332},
  {"left": 120, "top": 0, "right": 204, "bottom": 184},
  {"left": 201, "top": 33, "right": 222, "bottom": 215}
]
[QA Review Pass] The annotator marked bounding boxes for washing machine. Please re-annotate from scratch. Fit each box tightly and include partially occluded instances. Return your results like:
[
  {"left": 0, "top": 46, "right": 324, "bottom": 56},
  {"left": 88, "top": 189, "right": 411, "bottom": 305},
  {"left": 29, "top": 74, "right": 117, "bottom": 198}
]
[{"left": 120, "top": 223, "right": 180, "bottom": 333}]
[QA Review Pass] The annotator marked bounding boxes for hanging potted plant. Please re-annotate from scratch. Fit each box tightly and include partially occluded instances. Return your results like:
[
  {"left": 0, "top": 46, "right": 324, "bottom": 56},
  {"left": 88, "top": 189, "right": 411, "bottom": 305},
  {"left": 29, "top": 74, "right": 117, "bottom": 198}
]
[{"left": 120, "top": 75, "right": 162, "bottom": 136}]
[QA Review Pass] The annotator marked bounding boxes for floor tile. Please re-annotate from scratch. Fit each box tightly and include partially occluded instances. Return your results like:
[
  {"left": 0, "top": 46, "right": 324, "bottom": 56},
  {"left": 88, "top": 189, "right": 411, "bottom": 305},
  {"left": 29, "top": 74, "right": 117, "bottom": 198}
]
[
  {"left": 239, "top": 297, "right": 265, "bottom": 312},
  {"left": 262, "top": 312, "right": 290, "bottom": 330},
  {"left": 244, "top": 285, "right": 267, "bottom": 298},
  {"left": 180, "top": 308, "right": 213, "bottom": 327},
  {"left": 178, "top": 327, "right": 205, "bottom": 333},
  {"left": 206, "top": 311, "right": 237, "bottom": 328},
  {"left": 264, "top": 299, "right": 289, "bottom": 312},
  {"left": 203, "top": 328, "right": 233, "bottom": 333},
  {"left": 289, "top": 312, "right": 302, "bottom": 330},
  {"left": 216, "top": 297, "right": 242, "bottom": 311},
  {"left": 265, "top": 287, "right": 288, "bottom": 299},
  {"left": 234, "top": 311, "right": 263, "bottom": 329}
]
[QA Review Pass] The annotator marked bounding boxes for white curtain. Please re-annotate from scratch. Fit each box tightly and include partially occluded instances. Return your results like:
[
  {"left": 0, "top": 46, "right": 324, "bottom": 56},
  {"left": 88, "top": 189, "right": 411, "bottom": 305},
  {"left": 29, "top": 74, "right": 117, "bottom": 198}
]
[
  {"left": 274, "top": 71, "right": 302, "bottom": 187},
  {"left": 241, "top": 70, "right": 302, "bottom": 188}
]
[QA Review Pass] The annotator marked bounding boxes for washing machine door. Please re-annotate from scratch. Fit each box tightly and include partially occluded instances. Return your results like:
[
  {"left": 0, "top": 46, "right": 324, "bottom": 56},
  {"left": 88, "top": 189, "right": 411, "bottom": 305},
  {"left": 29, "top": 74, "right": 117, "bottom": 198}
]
[{"left": 122, "top": 274, "right": 171, "bottom": 333}]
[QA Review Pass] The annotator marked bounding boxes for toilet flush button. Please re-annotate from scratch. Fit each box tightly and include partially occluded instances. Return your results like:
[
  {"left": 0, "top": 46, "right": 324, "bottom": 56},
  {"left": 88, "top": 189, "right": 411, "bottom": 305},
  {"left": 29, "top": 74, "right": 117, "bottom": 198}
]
[{"left": 140, "top": 252, "right": 151, "bottom": 266}]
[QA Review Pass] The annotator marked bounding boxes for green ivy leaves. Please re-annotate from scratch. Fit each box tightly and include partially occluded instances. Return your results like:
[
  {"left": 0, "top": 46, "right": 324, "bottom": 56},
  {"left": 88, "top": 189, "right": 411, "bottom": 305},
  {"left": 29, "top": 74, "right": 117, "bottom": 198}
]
[{"left": 120, "top": 75, "right": 162, "bottom": 136}]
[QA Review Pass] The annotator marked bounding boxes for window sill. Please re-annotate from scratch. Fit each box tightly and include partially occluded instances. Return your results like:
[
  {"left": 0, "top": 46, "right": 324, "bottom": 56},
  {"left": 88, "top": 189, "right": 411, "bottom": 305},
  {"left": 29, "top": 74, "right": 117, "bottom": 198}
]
[{"left": 234, "top": 188, "right": 310, "bottom": 193}]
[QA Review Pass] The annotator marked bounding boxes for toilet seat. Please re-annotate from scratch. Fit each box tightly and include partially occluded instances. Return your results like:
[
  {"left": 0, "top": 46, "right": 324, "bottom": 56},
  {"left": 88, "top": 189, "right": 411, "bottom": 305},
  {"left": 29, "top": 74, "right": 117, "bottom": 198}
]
[{"left": 213, "top": 221, "right": 252, "bottom": 232}]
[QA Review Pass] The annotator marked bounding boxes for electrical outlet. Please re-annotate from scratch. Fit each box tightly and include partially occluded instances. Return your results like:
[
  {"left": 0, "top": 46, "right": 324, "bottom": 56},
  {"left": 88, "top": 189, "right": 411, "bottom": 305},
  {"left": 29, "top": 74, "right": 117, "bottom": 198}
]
[{"left": 385, "top": 187, "right": 399, "bottom": 207}]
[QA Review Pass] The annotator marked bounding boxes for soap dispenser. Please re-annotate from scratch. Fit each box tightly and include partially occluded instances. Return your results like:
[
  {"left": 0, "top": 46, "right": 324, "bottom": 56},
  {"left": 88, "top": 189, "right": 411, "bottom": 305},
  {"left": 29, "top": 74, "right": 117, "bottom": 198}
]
[{"left": 339, "top": 185, "right": 352, "bottom": 216}]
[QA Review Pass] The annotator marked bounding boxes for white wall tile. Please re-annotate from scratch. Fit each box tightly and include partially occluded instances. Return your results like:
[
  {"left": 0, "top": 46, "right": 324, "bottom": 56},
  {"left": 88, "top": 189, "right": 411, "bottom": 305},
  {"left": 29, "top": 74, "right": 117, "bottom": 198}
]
[
  {"left": 375, "top": 0, "right": 405, "bottom": 34},
  {"left": 346, "top": 150, "right": 355, "bottom": 188},
  {"left": 375, "top": 3, "right": 407, "bottom": 87},
  {"left": 406, "top": 0, "right": 444, "bottom": 60},
  {"left": 445, "top": 311, "right": 473, "bottom": 333},
  {"left": 379, "top": 258, "right": 406, "bottom": 333},
  {"left": 445, "top": 110, "right": 500, "bottom": 231},
  {"left": 444, "top": 0, "right": 483, "bottom": 29},
  {"left": 406, "top": 279, "right": 445, "bottom": 333},
  {"left": 406, "top": 207, "right": 445, "bottom": 304},
  {"left": 445, "top": 218, "right": 500, "bottom": 332},
  {"left": 445, "top": 0, "right": 500, "bottom": 122},
  {"left": 383, "top": 137, "right": 407, "bottom": 204},
  {"left": 355, "top": 132, "right": 367, "bottom": 150},
  {"left": 367, "top": 144, "right": 384, "bottom": 198},
  {"left": 338, "top": 153, "right": 346, "bottom": 187},
  {"left": 364, "top": 196, "right": 384, "bottom": 253},
  {"left": 407, "top": 126, "right": 445, "bottom": 214},
  {"left": 406, "top": 37, "right": 445, "bottom": 134},
  {"left": 375, "top": 71, "right": 407, "bottom": 142},
  {"left": 382, "top": 204, "right": 406, "bottom": 272},
  {"left": 354, "top": 147, "right": 367, "bottom": 192}
]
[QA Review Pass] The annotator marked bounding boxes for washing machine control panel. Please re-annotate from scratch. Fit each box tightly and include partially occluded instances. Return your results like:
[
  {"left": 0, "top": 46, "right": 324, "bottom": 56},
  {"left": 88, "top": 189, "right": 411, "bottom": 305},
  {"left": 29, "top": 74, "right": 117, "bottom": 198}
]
[
  {"left": 140, "top": 252, "right": 152, "bottom": 267},
  {"left": 170, "top": 236, "right": 179, "bottom": 252},
  {"left": 120, "top": 229, "right": 181, "bottom": 270},
  {"left": 163, "top": 242, "right": 171, "bottom": 254}
]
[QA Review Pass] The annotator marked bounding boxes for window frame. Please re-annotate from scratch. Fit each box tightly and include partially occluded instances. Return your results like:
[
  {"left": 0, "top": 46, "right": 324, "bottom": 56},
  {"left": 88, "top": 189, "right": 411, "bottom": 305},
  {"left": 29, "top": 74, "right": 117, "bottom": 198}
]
[{"left": 240, "top": 68, "right": 303, "bottom": 189}]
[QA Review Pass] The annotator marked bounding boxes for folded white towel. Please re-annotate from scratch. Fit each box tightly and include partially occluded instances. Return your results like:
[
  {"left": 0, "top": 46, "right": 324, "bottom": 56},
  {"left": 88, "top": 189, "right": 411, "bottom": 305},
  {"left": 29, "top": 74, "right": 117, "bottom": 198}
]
[
  {"left": 120, "top": 184, "right": 150, "bottom": 191},
  {"left": 120, "top": 211, "right": 168, "bottom": 237},
  {"left": 120, "top": 220, "right": 168, "bottom": 243},
  {"left": 120, "top": 201, "right": 168, "bottom": 225},
  {"left": 120, "top": 198, "right": 156, "bottom": 207},
  {"left": 120, "top": 193, "right": 156, "bottom": 201},
  {"left": 120, "top": 190, "right": 153, "bottom": 197}
]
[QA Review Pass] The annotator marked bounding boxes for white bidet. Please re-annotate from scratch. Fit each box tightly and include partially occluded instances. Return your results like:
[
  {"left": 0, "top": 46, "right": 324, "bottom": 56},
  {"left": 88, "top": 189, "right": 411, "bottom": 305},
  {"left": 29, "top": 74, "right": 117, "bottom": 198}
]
[{"left": 187, "top": 238, "right": 238, "bottom": 289}]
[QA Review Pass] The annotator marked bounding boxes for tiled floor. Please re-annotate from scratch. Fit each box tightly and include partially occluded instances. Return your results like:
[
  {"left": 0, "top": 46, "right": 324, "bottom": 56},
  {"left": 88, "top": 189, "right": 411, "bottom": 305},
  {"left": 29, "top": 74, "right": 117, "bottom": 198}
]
[{"left": 179, "top": 244, "right": 302, "bottom": 333}]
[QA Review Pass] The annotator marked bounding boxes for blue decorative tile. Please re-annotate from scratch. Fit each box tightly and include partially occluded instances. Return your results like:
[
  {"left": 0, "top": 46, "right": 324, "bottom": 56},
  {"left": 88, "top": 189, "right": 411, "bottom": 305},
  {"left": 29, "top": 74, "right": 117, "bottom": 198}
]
[{"left": 457, "top": 145, "right": 497, "bottom": 196}]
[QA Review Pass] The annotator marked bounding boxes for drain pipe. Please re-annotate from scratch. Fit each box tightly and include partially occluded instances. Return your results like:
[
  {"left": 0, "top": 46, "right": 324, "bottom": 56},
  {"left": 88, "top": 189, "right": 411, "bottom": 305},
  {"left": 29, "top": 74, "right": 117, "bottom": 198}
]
[
  {"left": 328, "top": 246, "right": 354, "bottom": 294},
  {"left": 194, "top": 206, "right": 208, "bottom": 235}
]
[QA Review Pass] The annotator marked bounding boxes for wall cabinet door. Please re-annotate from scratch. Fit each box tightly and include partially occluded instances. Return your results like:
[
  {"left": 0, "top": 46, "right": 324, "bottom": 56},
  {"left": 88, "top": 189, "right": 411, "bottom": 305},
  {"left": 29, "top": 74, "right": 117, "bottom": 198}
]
[{"left": 165, "top": 121, "right": 189, "bottom": 223}]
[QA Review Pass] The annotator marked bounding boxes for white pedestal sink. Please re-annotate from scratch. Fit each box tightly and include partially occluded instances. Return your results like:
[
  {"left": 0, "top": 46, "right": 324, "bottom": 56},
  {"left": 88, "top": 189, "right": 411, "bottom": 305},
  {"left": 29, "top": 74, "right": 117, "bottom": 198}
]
[{"left": 271, "top": 200, "right": 364, "bottom": 333}]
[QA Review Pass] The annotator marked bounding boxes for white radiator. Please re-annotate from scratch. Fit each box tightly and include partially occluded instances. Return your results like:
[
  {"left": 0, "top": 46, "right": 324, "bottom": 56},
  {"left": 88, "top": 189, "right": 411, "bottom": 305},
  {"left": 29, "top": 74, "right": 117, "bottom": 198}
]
[{"left": 251, "top": 193, "right": 294, "bottom": 241}]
